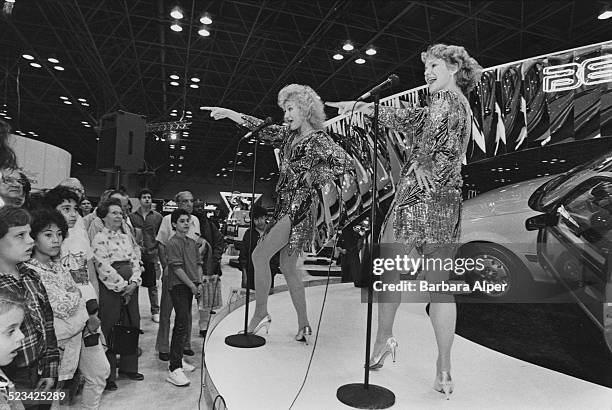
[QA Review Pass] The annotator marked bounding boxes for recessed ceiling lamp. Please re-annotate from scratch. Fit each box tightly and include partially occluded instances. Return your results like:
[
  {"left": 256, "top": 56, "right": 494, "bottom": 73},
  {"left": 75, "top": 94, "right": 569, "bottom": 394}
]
[
  {"left": 198, "top": 28, "right": 210, "bottom": 37},
  {"left": 59, "top": 96, "right": 68, "bottom": 100},
  {"left": 170, "top": 81, "right": 179, "bottom": 86},
  {"left": 342, "top": 42, "right": 354, "bottom": 51},
  {"left": 333, "top": 53, "right": 344, "bottom": 60},
  {"left": 355, "top": 58, "right": 366, "bottom": 64},
  {"left": 63, "top": 101, "right": 72, "bottom": 105},
  {"left": 78, "top": 98, "right": 87, "bottom": 102},
  {"left": 22, "top": 54, "right": 34, "bottom": 60},
  {"left": 189, "top": 84, "right": 199, "bottom": 89},
  {"left": 48, "top": 57, "right": 59, "bottom": 64},
  {"left": 53, "top": 66, "right": 64, "bottom": 71},
  {"left": 30, "top": 62, "right": 41, "bottom": 68},
  {"left": 190, "top": 77, "right": 200, "bottom": 83},
  {"left": 170, "top": 23, "right": 182, "bottom": 32},
  {"left": 170, "top": 7, "right": 183, "bottom": 19},
  {"left": 82, "top": 102, "right": 90, "bottom": 107},
  {"left": 598, "top": 4, "right": 612, "bottom": 19},
  {"left": 170, "top": 74, "right": 179, "bottom": 80},
  {"left": 200, "top": 15, "right": 212, "bottom": 25},
  {"left": 365, "top": 47, "right": 377, "bottom": 56},
  {"left": 170, "top": 112, "right": 177, "bottom": 117}
]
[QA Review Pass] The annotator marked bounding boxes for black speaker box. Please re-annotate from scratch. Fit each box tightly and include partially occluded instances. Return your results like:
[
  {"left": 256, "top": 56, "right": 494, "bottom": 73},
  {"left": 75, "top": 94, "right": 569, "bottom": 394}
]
[{"left": 96, "top": 111, "right": 146, "bottom": 173}]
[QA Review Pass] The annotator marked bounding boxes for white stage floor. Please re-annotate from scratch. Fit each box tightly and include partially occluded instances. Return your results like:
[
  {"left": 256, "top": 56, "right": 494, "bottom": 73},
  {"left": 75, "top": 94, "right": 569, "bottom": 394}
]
[{"left": 205, "top": 283, "right": 612, "bottom": 410}]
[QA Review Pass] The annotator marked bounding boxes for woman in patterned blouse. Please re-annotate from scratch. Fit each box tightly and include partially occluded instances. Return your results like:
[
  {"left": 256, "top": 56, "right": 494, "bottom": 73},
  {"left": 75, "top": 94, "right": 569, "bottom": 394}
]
[
  {"left": 92, "top": 198, "right": 143, "bottom": 390},
  {"left": 328, "top": 44, "right": 482, "bottom": 398},
  {"left": 203, "top": 84, "right": 353, "bottom": 343}
]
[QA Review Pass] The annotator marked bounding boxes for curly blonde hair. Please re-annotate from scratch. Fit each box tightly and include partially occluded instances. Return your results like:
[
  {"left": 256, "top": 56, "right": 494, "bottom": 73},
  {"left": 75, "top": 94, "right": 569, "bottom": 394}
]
[
  {"left": 277, "top": 84, "right": 326, "bottom": 130},
  {"left": 421, "top": 44, "right": 483, "bottom": 95}
]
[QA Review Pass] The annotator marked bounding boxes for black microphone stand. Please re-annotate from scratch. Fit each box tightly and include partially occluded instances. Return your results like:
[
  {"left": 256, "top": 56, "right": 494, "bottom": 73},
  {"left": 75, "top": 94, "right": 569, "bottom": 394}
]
[
  {"left": 225, "top": 127, "right": 266, "bottom": 348},
  {"left": 336, "top": 92, "right": 395, "bottom": 408}
]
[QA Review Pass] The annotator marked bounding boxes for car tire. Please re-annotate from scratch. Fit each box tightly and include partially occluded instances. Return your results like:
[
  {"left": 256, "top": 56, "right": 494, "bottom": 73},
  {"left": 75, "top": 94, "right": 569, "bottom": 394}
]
[{"left": 458, "top": 243, "right": 532, "bottom": 299}]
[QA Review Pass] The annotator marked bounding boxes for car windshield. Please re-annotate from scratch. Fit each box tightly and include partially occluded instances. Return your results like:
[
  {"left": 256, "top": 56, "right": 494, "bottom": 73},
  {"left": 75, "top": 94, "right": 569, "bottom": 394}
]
[{"left": 538, "top": 150, "right": 612, "bottom": 208}]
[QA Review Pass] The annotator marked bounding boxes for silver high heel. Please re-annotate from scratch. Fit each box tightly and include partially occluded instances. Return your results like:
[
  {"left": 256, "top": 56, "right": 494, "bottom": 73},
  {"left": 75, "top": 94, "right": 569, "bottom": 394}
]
[
  {"left": 433, "top": 371, "right": 453, "bottom": 400},
  {"left": 242, "top": 314, "right": 271, "bottom": 335},
  {"left": 295, "top": 325, "right": 312, "bottom": 345},
  {"left": 368, "top": 337, "right": 398, "bottom": 370}
]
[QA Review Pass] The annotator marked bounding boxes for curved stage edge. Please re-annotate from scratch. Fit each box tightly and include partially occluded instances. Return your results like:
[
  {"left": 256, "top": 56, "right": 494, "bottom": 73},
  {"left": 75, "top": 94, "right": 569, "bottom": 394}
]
[{"left": 202, "top": 282, "right": 612, "bottom": 409}]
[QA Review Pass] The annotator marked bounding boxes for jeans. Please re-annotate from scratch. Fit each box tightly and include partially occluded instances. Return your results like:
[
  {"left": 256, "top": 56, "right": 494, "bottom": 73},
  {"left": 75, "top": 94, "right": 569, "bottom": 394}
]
[
  {"left": 78, "top": 338, "right": 110, "bottom": 409},
  {"left": 156, "top": 274, "right": 192, "bottom": 353},
  {"left": 169, "top": 284, "right": 193, "bottom": 371}
]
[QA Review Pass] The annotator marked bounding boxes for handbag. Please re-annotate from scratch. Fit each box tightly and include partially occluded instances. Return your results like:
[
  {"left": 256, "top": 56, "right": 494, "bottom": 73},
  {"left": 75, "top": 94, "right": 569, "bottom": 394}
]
[{"left": 107, "top": 305, "right": 139, "bottom": 355}]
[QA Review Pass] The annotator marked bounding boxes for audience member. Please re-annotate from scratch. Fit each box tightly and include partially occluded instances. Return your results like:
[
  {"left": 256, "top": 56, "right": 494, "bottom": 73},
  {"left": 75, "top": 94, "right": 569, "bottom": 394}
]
[
  {"left": 91, "top": 198, "right": 143, "bottom": 391},
  {"left": 0, "top": 206, "right": 59, "bottom": 410},
  {"left": 0, "top": 288, "right": 26, "bottom": 410},
  {"left": 79, "top": 199, "right": 93, "bottom": 216},
  {"left": 128, "top": 189, "right": 163, "bottom": 323}
]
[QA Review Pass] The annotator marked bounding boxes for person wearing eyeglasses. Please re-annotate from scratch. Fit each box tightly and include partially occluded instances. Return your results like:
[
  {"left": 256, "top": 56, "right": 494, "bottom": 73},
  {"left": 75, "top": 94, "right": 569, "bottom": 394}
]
[{"left": 0, "top": 169, "right": 24, "bottom": 208}]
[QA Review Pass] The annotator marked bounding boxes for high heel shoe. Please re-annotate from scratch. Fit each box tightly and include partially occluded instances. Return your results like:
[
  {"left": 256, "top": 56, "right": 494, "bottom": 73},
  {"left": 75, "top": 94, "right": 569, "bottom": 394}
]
[
  {"left": 242, "top": 314, "right": 272, "bottom": 335},
  {"left": 368, "top": 337, "right": 398, "bottom": 370},
  {"left": 433, "top": 371, "right": 453, "bottom": 400},
  {"left": 295, "top": 326, "right": 312, "bottom": 345}
]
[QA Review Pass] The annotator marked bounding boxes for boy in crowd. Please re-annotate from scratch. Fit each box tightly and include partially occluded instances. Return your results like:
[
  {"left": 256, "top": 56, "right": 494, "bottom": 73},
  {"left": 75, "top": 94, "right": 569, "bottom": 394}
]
[
  {"left": 128, "top": 189, "right": 163, "bottom": 322},
  {"left": 0, "top": 206, "right": 59, "bottom": 410},
  {"left": 165, "top": 209, "right": 201, "bottom": 386}
]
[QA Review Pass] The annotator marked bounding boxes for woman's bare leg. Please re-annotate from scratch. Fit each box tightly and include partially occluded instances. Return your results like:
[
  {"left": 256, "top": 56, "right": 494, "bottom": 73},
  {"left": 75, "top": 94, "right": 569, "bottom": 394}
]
[
  {"left": 427, "top": 246, "right": 456, "bottom": 374},
  {"left": 373, "top": 212, "right": 402, "bottom": 356},
  {"left": 279, "top": 245, "right": 309, "bottom": 330},
  {"left": 249, "top": 215, "right": 291, "bottom": 331}
]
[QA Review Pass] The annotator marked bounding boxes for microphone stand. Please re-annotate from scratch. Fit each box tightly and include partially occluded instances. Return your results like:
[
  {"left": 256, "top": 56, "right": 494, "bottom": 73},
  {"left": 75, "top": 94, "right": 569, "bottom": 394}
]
[
  {"left": 225, "top": 127, "right": 266, "bottom": 348},
  {"left": 336, "top": 92, "right": 395, "bottom": 408}
]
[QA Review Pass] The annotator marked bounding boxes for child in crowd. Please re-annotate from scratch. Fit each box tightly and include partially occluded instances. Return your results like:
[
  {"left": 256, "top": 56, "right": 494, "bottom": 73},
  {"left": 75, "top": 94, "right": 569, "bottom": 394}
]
[
  {"left": 25, "top": 209, "right": 108, "bottom": 410},
  {"left": 0, "top": 288, "right": 26, "bottom": 410},
  {"left": 165, "top": 209, "right": 201, "bottom": 386},
  {"left": 0, "top": 206, "right": 59, "bottom": 410}
]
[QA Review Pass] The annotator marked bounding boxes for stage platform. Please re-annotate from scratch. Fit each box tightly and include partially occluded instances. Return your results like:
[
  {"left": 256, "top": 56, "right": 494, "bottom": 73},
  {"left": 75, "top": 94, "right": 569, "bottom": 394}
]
[{"left": 205, "top": 282, "right": 612, "bottom": 409}]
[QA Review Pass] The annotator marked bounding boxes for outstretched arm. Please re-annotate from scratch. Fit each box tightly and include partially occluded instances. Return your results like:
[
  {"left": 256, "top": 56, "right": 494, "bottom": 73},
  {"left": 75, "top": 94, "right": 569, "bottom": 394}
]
[{"left": 202, "top": 106, "right": 287, "bottom": 146}]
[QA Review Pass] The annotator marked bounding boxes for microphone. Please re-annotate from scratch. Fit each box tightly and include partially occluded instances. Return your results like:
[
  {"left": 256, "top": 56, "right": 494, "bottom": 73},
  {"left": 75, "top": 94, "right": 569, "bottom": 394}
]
[
  {"left": 357, "top": 74, "right": 399, "bottom": 101},
  {"left": 241, "top": 117, "right": 274, "bottom": 140}
]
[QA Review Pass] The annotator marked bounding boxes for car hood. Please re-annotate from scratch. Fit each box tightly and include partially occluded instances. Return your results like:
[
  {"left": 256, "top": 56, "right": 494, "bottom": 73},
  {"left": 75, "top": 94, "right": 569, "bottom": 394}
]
[{"left": 463, "top": 176, "right": 553, "bottom": 220}]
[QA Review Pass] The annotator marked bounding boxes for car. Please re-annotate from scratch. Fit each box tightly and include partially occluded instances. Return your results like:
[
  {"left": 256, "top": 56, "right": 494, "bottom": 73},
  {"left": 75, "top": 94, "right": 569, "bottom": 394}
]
[
  {"left": 525, "top": 150, "right": 612, "bottom": 352},
  {"left": 458, "top": 176, "right": 558, "bottom": 298}
]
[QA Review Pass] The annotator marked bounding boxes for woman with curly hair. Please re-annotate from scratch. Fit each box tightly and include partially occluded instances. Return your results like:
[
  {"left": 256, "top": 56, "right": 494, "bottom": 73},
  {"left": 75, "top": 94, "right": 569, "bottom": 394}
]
[
  {"left": 203, "top": 84, "right": 353, "bottom": 343},
  {"left": 328, "top": 44, "right": 482, "bottom": 398},
  {"left": 0, "top": 120, "right": 17, "bottom": 171}
]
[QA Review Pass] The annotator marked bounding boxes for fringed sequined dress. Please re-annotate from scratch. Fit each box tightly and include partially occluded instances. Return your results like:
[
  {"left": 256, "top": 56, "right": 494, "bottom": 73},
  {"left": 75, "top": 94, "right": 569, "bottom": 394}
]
[
  {"left": 378, "top": 90, "right": 470, "bottom": 254},
  {"left": 241, "top": 115, "right": 354, "bottom": 254}
]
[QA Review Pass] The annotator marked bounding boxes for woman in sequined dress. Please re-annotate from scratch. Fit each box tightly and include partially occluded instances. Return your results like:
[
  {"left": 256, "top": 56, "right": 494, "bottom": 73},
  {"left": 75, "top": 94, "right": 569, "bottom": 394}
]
[
  {"left": 203, "top": 84, "right": 353, "bottom": 343},
  {"left": 328, "top": 44, "right": 482, "bottom": 398}
]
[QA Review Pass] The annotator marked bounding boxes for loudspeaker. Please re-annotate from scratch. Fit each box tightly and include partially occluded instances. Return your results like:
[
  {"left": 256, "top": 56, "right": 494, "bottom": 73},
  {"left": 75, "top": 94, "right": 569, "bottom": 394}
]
[{"left": 96, "top": 111, "right": 146, "bottom": 173}]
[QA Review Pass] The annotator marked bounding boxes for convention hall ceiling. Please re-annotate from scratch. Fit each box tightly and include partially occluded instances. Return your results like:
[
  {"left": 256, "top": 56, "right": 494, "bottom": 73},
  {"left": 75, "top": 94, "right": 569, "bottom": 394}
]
[{"left": 1, "top": 0, "right": 611, "bottom": 185}]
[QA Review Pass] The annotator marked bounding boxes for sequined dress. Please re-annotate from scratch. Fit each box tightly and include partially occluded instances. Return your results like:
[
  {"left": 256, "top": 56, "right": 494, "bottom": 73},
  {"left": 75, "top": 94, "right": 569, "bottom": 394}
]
[
  {"left": 242, "top": 115, "right": 353, "bottom": 254},
  {"left": 378, "top": 90, "right": 470, "bottom": 252}
]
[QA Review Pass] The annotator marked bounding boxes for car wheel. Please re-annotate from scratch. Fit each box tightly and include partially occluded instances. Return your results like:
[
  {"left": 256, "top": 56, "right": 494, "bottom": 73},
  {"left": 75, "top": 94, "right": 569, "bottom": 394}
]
[{"left": 458, "top": 243, "right": 531, "bottom": 299}]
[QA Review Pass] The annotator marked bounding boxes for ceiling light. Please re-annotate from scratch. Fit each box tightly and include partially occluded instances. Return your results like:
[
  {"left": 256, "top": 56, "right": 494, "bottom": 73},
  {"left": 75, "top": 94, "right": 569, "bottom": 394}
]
[
  {"left": 179, "top": 156, "right": 184, "bottom": 159},
  {"left": 178, "top": 164, "right": 182, "bottom": 167},
  {"left": 76, "top": 162, "right": 82, "bottom": 166},
  {"left": 189, "top": 84, "right": 199, "bottom": 89},
  {"left": 170, "top": 74, "right": 179, "bottom": 80},
  {"left": 48, "top": 57, "right": 59, "bottom": 64},
  {"left": 4, "top": 116, "right": 11, "bottom": 120},
  {"left": 63, "top": 101, "right": 72, "bottom": 105},
  {"left": 216, "top": 173, "right": 220, "bottom": 177},
  {"left": 78, "top": 98, "right": 87, "bottom": 102},
  {"left": 186, "top": 110, "right": 192, "bottom": 114},
  {"left": 22, "top": 54, "right": 34, "bottom": 60},
  {"left": 180, "top": 145, "right": 186, "bottom": 150},
  {"left": 170, "top": 81, "right": 179, "bottom": 86},
  {"left": 365, "top": 47, "right": 377, "bottom": 56},
  {"left": 598, "top": 5, "right": 612, "bottom": 19},
  {"left": 81, "top": 121, "right": 88, "bottom": 124},
  {"left": 170, "top": 7, "right": 183, "bottom": 19},
  {"left": 170, "top": 112, "right": 177, "bottom": 116},
  {"left": 169, "top": 132, "right": 178, "bottom": 140},
  {"left": 222, "top": 174, "right": 228, "bottom": 177},
  {"left": 333, "top": 53, "right": 344, "bottom": 60},
  {"left": 190, "top": 77, "right": 200, "bottom": 83},
  {"left": 54, "top": 65, "right": 65, "bottom": 71},
  {"left": 170, "top": 23, "right": 182, "bottom": 32},
  {"left": 60, "top": 96, "right": 68, "bottom": 100},
  {"left": 82, "top": 103, "right": 90, "bottom": 107},
  {"left": 177, "top": 170, "right": 181, "bottom": 174},
  {"left": 170, "top": 144, "right": 175, "bottom": 149},
  {"left": 30, "top": 62, "right": 42, "bottom": 68},
  {"left": 83, "top": 124, "right": 91, "bottom": 128},
  {"left": 198, "top": 28, "right": 210, "bottom": 37},
  {"left": 355, "top": 58, "right": 366, "bottom": 64},
  {"left": 342, "top": 42, "right": 354, "bottom": 51},
  {"left": 200, "top": 15, "right": 212, "bottom": 25}
]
